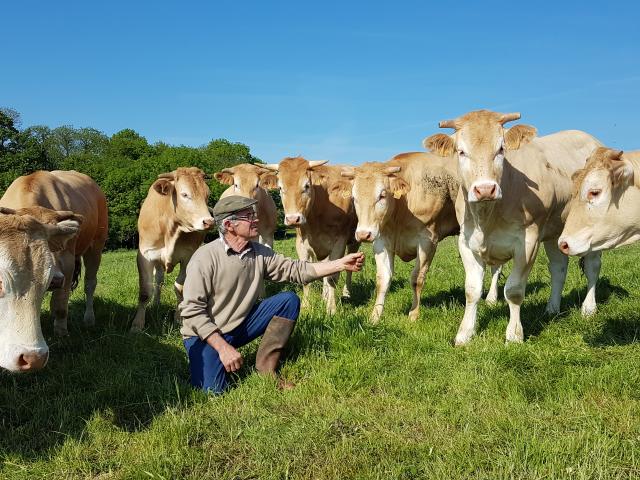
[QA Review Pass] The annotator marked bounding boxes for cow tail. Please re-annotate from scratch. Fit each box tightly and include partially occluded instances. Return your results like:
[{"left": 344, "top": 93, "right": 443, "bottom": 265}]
[{"left": 71, "top": 257, "right": 82, "bottom": 290}]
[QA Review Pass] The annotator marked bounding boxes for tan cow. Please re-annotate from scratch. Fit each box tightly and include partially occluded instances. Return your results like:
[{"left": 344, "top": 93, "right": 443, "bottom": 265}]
[
  {"left": 559, "top": 147, "right": 640, "bottom": 255},
  {"left": 0, "top": 170, "right": 108, "bottom": 371},
  {"left": 424, "top": 109, "right": 602, "bottom": 345},
  {"left": 214, "top": 163, "right": 277, "bottom": 248},
  {"left": 262, "top": 157, "right": 359, "bottom": 314},
  {"left": 342, "top": 153, "right": 501, "bottom": 323},
  {"left": 132, "top": 167, "right": 215, "bottom": 331}
]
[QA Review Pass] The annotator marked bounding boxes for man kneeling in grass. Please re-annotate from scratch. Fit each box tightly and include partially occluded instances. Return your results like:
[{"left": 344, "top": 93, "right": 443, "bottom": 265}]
[{"left": 180, "top": 195, "right": 364, "bottom": 394}]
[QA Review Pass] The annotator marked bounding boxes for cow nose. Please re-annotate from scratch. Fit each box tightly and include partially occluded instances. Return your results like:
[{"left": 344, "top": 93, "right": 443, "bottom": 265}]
[
  {"left": 203, "top": 217, "right": 215, "bottom": 229},
  {"left": 355, "top": 231, "right": 373, "bottom": 242},
  {"left": 558, "top": 240, "right": 570, "bottom": 255},
  {"left": 17, "top": 351, "right": 49, "bottom": 371},
  {"left": 285, "top": 215, "right": 301, "bottom": 226},
  {"left": 473, "top": 183, "right": 497, "bottom": 201}
]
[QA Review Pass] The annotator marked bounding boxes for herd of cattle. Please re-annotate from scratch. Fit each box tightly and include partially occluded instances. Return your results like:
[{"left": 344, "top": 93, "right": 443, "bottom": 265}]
[{"left": 1, "top": 109, "right": 637, "bottom": 373}]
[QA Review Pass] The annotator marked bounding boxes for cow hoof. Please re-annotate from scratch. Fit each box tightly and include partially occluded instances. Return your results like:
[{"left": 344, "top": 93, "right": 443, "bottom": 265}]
[
  {"left": 408, "top": 310, "right": 419, "bottom": 322},
  {"left": 505, "top": 334, "right": 524, "bottom": 344},
  {"left": 544, "top": 303, "right": 560, "bottom": 316},
  {"left": 130, "top": 324, "right": 143, "bottom": 333},
  {"left": 83, "top": 314, "right": 96, "bottom": 328},
  {"left": 454, "top": 332, "right": 473, "bottom": 346},
  {"left": 341, "top": 287, "right": 351, "bottom": 299},
  {"left": 581, "top": 304, "right": 597, "bottom": 317}
]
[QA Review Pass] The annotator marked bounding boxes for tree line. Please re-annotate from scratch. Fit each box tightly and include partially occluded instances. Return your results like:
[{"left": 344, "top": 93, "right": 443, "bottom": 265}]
[{"left": 0, "top": 107, "right": 277, "bottom": 250}]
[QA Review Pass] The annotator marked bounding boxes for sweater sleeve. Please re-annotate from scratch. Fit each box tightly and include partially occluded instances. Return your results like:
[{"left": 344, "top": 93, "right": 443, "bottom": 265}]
[
  {"left": 179, "top": 248, "right": 218, "bottom": 340},
  {"left": 258, "top": 244, "right": 320, "bottom": 284}
]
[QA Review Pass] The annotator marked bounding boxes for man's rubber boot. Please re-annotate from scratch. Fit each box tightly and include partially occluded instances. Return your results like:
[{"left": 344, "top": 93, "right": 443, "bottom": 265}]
[{"left": 256, "top": 316, "right": 296, "bottom": 389}]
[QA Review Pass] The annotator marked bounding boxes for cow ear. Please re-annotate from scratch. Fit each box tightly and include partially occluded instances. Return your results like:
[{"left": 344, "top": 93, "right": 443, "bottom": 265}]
[
  {"left": 214, "top": 172, "right": 234, "bottom": 185},
  {"left": 571, "top": 168, "right": 584, "bottom": 184},
  {"left": 44, "top": 219, "right": 81, "bottom": 252},
  {"left": 389, "top": 176, "right": 410, "bottom": 198},
  {"left": 153, "top": 178, "right": 174, "bottom": 196},
  {"left": 423, "top": 134, "right": 455, "bottom": 157},
  {"left": 259, "top": 172, "right": 278, "bottom": 190},
  {"left": 612, "top": 158, "right": 634, "bottom": 187},
  {"left": 330, "top": 181, "right": 353, "bottom": 199},
  {"left": 504, "top": 124, "right": 537, "bottom": 150}
]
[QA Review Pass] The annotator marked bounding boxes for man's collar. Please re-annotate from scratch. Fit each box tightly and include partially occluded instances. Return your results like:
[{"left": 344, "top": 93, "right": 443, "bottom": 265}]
[{"left": 220, "top": 236, "right": 253, "bottom": 258}]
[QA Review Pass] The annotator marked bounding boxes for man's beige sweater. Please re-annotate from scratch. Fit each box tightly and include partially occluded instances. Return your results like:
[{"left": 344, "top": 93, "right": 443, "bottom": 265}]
[{"left": 179, "top": 238, "right": 320, "bottom": 340}]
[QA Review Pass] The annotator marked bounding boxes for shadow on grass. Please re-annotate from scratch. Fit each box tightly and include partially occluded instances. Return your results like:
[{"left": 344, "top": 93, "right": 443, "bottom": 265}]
[{"left": 0, "top": 297, "right": 193, "bottom": 460}]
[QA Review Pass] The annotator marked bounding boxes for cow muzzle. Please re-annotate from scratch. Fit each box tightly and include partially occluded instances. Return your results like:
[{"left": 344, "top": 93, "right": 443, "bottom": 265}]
[
  {"left": 284, "top": 214, "right": 306, "bottom": 226},
  {"left": 0, "top": 345, "right": 49, "bottom": 372},
  {"left": 469, "top": 182, "right": 502, "bottom": 202},
  {"left": 355, "top": 230, "right": 376, "bottom": 243}
]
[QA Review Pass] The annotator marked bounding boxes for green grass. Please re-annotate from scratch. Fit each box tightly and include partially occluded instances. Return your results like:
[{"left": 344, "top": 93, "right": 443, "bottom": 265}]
[{"left": 1, "top": 236, "right": 640, "bottom": 479}]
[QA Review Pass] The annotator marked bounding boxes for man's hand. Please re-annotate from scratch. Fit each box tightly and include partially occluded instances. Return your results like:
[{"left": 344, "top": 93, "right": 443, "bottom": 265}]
[
  {"left": 340, "top": 252, "right": 365, "bottom": 272},
  {"left": 207, "top": 332, "right": 244, "bottom": 372}
]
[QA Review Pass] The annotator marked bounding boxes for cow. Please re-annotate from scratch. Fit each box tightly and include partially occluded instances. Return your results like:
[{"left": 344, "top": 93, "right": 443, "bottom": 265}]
[
  {"left": 132, "top": 167, "right": 215, "bottom": 331},
  {"left": 559, "top": 147, "right": 640, "bottom": 255},
  {"left": 341, "top": 153, "right": 501, "bottom": 323},
  {"left": 261, "top": 156, "right": 359, "bottom": 314},
  {"left": 423, "top": 109, "right": 602, "bottom": 345},
  {"left": 214, "top": 163, "right": 277, "bottom": 248},
  {"left": 0, "top": 170, "right": 108, "bottom": 371}
]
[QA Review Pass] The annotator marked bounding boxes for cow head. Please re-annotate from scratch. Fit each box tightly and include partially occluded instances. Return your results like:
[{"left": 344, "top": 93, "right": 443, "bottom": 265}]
[
  {"left": 153, "top": 167, "right": 215, "bottom": 232},
  {"left": 341, "top": 163, "right": 410, "bottom": 242},
  {"left": 423, "top": 110, "right": 537, "bottom": 203},
  {"left": 558, "top": 147, "right": 636, "bottom": 255},
  {"left": 263, "top": 157, "right": 328, "bottom": 226},
  {"left": 213, "top": 164, "right": 273, "bottom": 200},
  {"left": 0, "top": 207, "right": 81, "bottom": 372}
]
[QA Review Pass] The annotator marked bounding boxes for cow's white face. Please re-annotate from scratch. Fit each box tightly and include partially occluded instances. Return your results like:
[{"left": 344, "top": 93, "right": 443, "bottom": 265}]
[
  {"left": 456, "top": 127, "right": 505, "bottom": 203},
  {"left": 154, "top": 168, "right": 215, "bottom": 232},
  {"left": 346, "top": 165, "right": 408, "bottom": 242},
  {"left": 559, "top": 148, "right": 637, "bottom": 255},
  {"left": 0, "top": 211, "right": 80, "bottom": 372}
]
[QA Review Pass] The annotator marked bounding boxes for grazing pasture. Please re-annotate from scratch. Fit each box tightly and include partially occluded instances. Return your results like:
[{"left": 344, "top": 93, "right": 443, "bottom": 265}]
[{"left": 1, "top": 236, "right": 639, "bottom": 479}]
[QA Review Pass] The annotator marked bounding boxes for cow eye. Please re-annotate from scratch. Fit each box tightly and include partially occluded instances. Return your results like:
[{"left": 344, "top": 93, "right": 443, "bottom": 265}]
[
  {"left": 181, "top": 192, "right": 190, "bottom": 199},
  {"left": 303, "top": 183, "right": 310, "bottom": 191},
  {"left": 458, "top": 149, "right": 466, "bottom": 157},
  {"left": 497, "top": 146, "right": 504, "bottom": 156},
  {"left": 379, "top": 190, "right": 387, "bottom": 199},
  {"left": 587, "top": 189, "right": 601, "bottom": 201}
]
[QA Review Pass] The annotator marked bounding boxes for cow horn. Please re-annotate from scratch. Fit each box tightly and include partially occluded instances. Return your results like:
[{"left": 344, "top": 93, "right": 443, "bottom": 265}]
[
  {"left": 498, "top": 112, "right": 521, "bottom": 125},
  {"left": 0, "top": 207, "right": 16, "bottom": 215},
  {"left": 262, "top": 164, "right": 280, "bottom": 172},
  {"left": 384, "top": 166, "right": 401, "bottom": 175},
  {"left": 157, "top": 172, "right": 176, "bottom": 180},
  {"left": 610, "top": 149, "right": 624, "bottom": 161},
  {"left": 308, "top": 160, "right": 329, "bottom": 168},
  {"left": 439, "top": 119, "right": 459, "bottom": 129}
]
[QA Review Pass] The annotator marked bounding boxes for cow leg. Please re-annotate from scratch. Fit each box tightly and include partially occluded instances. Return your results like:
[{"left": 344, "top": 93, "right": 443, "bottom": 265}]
[
  {"left": 371, "top": 237, "right": 394, "bottom": 324},
  {"left": 504, "top": 233, "right": 539, "bottom": 343},
  {"left": 342, "top": 240, "right": 360, "bottom": 299},
  {"left": 82, "top": 245, "right": 103, "bottom": 327},
  {"left": 173, "top": 260, "right": 188, "bottom": 323},
  {"left": 50, "top": 251, "right": 76, "bottom": 336},
  {"left": 132, "top": 251, "right": 155, "bottom": 332},
  {"left": 543, "top": 240, "right": 569, "bottom": 315},
  {"left": 485, "top": 265, "right": 501, "bottom": 305},
  {"left": 456, "top": 236, "right": 485, "bottom": 346},
  {"left": 295, "top": 234, "right": 313, "bottom": 309},
  {"left": 323, "top": 239, "right": 349, "bottom": 315},
  {"left": 408, "top": 237, "right": 436, "bottom": 321},
  {"left": 580, "top": 251, "right": 601, "bottom": 316},
  {"left": 153, "top": 266, "right": 165, "bottom": 306}
]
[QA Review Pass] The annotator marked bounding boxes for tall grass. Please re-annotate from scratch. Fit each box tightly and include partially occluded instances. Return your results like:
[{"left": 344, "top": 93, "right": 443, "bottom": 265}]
[{"left": 1, "top": 236, "right": 639, "bottom": 479}]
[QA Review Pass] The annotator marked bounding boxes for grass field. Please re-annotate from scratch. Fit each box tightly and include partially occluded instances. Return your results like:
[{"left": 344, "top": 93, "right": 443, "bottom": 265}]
[{"left": 1, "top": 235, "right": 640, "bottom": 479}]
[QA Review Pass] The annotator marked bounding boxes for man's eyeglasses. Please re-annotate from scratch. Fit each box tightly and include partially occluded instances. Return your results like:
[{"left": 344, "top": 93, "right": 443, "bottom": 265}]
[{"left": 232, "top": 212, "right": 257, "bottom": 222}]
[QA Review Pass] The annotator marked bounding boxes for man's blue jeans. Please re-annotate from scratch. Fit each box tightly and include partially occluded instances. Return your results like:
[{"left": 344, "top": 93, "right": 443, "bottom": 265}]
[{"left": 183, "top": 291, "right": 300, "bottom": 394}]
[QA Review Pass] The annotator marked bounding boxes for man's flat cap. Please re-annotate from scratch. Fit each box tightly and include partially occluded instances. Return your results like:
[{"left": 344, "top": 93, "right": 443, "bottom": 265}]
[{"left": 211, "top": 195, "right": 257, "bottom": 218}]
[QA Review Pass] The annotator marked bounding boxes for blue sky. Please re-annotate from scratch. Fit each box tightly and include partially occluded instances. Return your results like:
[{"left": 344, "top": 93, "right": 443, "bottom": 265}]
[{"left": 3, "top": 0, "right": 639, "bottom": 165}]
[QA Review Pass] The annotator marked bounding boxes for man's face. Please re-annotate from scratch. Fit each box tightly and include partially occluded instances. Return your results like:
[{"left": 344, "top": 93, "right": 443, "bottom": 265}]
[{"left": 229, "top": 207, "right": 259, "bottom": 239}]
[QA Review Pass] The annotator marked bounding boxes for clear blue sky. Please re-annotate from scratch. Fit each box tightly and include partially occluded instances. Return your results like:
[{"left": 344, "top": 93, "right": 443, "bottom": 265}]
[{"left": 3, "top": 0, "right": 639, "bottom": 165}]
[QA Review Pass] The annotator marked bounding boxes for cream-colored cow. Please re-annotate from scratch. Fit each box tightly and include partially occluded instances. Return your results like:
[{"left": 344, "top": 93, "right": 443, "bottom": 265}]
[
  {"left": 132, "top": 167, "right": 215, "bottom": 331},
  {"left": 559, "top": 147, "right": 640, "bottom": 255},
  {"left": 0, "top": 170, "right": 108, "bottom": 371},
  {"left": 424, "top": 110, "right": 602, "bottom": 345},
  {"left": 262, "top": 157, "right": 359, "bottom": 314},
  {"left": 342, "top": 153, "right": 501, "bottom": 323},
  {"left": 214, "top": 163, "right": 277, "bottom": 248}
]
